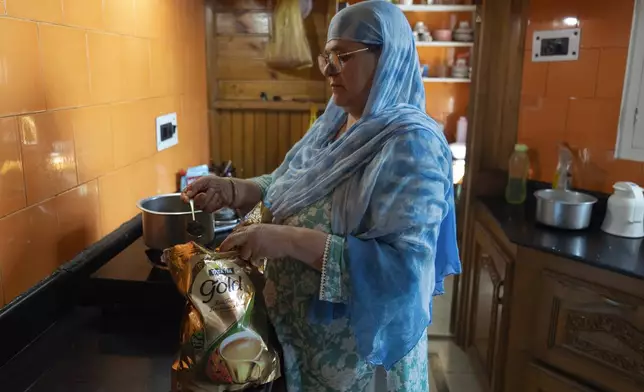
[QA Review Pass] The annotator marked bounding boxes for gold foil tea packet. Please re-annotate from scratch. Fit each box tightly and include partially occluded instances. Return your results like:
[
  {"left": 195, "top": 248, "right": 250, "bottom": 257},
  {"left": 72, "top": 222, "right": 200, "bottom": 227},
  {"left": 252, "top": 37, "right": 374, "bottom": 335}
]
[
  {"left": 242, "top": 202, "right": 273, "bottom": 226},
  {"left": 164, "top": 242, "right": 281, "bottom": 392}
]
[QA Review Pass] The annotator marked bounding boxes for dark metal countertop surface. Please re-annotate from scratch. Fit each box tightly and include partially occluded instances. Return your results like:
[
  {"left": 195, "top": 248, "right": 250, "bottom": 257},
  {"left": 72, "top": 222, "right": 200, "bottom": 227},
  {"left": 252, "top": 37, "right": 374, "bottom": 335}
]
[
  {"left": 479, "top": 195, "right": 644, "bottom": 280},
  {"left": 0, "top": 231, "right": 241, "bottom": 392}
]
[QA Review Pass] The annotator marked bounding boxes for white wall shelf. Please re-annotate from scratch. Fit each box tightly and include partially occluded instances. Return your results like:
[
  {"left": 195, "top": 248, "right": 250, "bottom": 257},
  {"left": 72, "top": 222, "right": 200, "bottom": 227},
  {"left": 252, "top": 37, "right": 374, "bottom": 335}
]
[
  {"left": 416, "top": 41, "right": 474, "bottom": 47},
  {"left": 422, "top": 77, "right": 471, "bottom": 83},
  {"left": 397, "top": 4, "right": 477, "bottom": 13}
]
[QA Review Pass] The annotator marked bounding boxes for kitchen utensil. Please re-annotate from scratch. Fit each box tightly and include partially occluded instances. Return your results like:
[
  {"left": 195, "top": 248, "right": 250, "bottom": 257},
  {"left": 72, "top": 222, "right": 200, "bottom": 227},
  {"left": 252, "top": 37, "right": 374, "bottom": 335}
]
[
  {"left": 452, "top": 58, "right": 469, "bottom": 78},
  {"left": 534, "top": 189, "right": 598, "bottom": 230},
  {"left": 420, "top": 64, "right": 430, "bottom": 77},
  {"left": 453, "top": 21, "right": 474, "bottom": 42},
  {"left": 215, "top": 207, "right": 237, "bottom": 221},
  {"left": 186, "top": 199, "right": 206, "bottom": 238},
  {"left": 137, "top": 193, "right": 216, "bottom": 249},
  {"left": 436, "top": 63, "right": 448, "bottom": 78},
  {"left": 432, "top": 29, "right": 453, "bottom": 41},
  {"left": 222, "top": 160, "right": 233, "bottom": 177},
  {"left": 449, "top": 142, "right": 466, "bottom": 160},
  {"left": 414, "top": 22, "right": 428, "bottom": 33},
  {"left": 601, "top": 182, "right": 644, "bottom": 238}
]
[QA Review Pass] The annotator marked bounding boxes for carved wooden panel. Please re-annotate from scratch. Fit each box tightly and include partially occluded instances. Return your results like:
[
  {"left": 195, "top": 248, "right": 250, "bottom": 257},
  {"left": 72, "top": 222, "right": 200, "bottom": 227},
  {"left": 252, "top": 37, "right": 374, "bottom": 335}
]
[
  {"left": 526, "top": 363, "right": 599, "bottom": 392},
  {"left": 534, "top": 271, "right": 644, "bottom": 392}
]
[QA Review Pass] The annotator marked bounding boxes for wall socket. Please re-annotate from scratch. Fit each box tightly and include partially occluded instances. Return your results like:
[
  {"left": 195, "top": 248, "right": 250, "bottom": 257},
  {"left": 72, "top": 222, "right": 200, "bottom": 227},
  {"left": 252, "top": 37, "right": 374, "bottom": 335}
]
[{"left": 156, "top": 113, "right": 178, "bottom": 151}]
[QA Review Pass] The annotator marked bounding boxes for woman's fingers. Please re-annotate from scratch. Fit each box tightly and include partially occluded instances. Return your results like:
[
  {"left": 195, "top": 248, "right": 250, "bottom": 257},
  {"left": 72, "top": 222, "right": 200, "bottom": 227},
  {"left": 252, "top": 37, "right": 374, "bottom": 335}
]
[
  {"left": 220, "top": 230, "right": 246, "bottom": 252},
  {"left": 195, "top": 187, "right": 219, "bottom": 212},
  {"left": 181, "top": 175, "right": 236, "bottom": 212},
  {"left": 183, "top": 176, "right": 212, "bottom": 199},
  {"left": 238, "top": 244, "right": 253, "bottom": 261}
]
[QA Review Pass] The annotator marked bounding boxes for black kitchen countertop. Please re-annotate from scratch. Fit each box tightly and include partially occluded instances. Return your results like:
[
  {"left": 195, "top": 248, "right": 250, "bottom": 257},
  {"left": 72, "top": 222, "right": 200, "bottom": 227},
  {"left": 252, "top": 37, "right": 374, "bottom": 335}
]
[
  {"left": 478, "top": 195, "right": 644, "bottom": 280},
  {"left": 0, "top": 224, "right": 237, "bottom": 392}
]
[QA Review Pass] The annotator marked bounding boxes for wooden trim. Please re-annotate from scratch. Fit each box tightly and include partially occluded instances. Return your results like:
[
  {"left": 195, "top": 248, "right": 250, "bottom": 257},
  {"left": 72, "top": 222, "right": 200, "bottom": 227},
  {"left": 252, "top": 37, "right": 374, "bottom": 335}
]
[
  {"left": 205, "top": 1, "right": 218, "bottom": 102},
  {"left": 455, "top": 0, "right": 530, "bottom": 348},
  {"left": 213, "top": 100, "right": 325, "bottom": 111},
  {"left": 397, "top": 4, "right": 477, "bottom": 12},
  {"left": 324, "top": 0, "right": 337, "bottom": 101},
  {"left": 455, "top": 1, "right": 488, "bottom": 347}
]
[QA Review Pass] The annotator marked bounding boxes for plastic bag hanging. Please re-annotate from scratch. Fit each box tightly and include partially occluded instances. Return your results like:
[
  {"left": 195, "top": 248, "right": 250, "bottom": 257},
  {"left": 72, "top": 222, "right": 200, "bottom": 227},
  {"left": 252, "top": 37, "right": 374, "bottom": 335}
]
[
  {"left": 300, "top": 0, "right": 313, "bottom": 18},
  {"left": 265, "top": 0, "right": 313, "bottom": 70}
]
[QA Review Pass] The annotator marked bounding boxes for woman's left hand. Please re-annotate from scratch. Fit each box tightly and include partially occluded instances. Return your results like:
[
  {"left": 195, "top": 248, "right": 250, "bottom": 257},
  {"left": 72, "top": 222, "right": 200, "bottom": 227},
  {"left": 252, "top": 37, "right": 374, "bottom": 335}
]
[{"left": 220, "top": 224, "right": 291, "bottom": 261}]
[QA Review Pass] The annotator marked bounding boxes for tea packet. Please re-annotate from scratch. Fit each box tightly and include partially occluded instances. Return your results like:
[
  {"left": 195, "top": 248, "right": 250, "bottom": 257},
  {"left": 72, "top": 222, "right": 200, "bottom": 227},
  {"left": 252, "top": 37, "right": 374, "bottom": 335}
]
[
  {"left": 164, "top": 241, "right": 281, "bottom": 392},
  {"left": 228, "top": 202, "right": 274, "bottom": 274}
]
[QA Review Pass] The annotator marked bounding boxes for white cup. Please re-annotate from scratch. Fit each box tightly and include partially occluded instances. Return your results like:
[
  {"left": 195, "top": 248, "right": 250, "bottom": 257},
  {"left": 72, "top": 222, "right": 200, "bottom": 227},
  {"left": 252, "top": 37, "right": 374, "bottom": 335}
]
[{"left": 219, "top": 330, "right": 265, "bottom": 384}]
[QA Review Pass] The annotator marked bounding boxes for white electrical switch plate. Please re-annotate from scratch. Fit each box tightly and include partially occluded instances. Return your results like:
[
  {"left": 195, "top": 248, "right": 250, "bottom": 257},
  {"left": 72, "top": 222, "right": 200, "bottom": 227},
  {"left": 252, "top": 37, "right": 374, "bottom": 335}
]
[
  {"left": 156, "top": 112, "right": 178, "bottom": 151},
  {"left": 532, "top": 28, "right": 581, "bottom": 62}
]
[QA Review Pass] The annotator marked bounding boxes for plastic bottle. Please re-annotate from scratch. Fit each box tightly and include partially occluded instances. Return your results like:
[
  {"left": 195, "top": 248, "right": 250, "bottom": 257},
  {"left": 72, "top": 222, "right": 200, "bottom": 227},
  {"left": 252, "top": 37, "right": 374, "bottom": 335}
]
[
  {"left": 505, "top": 144, "right": 530, "bottom": 204},
  {"left": 552, "top": 143, "right": 573, "bottom": 190},
  {"left": 456, "top": 116, "right": 468, "bottom": 144}
]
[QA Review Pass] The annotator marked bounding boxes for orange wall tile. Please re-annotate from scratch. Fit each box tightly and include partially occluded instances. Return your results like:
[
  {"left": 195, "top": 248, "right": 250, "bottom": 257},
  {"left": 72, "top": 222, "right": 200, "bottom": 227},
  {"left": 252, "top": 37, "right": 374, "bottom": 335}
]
[
  {"left": 19, "top": 111, "right": 78, "bottom": 205},
  {"left": 517, "top": 0, "right": 640, "bottom": 193},
  {"left": 62, "top": 0, "right": 104, "bottom": 29},
  {"left": 0, "top": 0, "right": 209, "bottom": 305},
  {"left": 39, "top": 23, "right": 93, "bottom": 109},
  {"left": 0, "top": 18, "right": 46, "bottom": 115},
  {"left": 6, "top": 0, "right": 63, "bottom": 23},
  {"left": 0, "top": 118, "right": 26, "bottom": 217}
]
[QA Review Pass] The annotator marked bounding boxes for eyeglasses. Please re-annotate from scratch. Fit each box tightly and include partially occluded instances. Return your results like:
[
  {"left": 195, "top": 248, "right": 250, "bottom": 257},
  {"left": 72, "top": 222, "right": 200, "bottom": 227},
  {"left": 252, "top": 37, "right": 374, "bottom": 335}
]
[{"left": 317, "top": 47, "right": 372, "bottom": 76}]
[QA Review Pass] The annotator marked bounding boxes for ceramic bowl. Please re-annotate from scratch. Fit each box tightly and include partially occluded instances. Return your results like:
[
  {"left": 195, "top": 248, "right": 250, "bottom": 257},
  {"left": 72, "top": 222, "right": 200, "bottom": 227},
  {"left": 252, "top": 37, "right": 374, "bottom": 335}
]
[{"left": 432, "top": 29, "right": 453, "bottom": 42}]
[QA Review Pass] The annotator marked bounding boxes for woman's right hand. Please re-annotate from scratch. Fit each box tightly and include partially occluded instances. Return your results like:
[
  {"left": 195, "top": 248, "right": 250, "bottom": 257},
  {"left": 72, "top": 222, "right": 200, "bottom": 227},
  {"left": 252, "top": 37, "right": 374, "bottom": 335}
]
[{"left": 180, "top": 175, "right": 234, "bottom": 213}]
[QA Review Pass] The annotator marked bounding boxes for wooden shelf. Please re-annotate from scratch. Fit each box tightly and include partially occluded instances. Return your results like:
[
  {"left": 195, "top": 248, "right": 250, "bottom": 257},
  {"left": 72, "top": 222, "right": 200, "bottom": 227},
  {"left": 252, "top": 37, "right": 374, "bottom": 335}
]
[
  {"left": 397, "top": 4, "right": 477, "bottom": 12},
  {"left": 422, "top": 77, "right": 471, "bottom": 83},
  {"left": 213, "top": 100, "right": 325, "bottom": 111},
  {"left": 416, "top": 41, "right": 474, "bottom": 47}
]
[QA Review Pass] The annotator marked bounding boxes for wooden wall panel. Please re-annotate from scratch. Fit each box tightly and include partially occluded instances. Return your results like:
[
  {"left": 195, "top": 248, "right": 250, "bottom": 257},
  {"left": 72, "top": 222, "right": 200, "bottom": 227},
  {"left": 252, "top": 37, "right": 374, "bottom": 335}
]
[
  {"left": 218, "top": 80, "right": 327, "bottom": 101},
  {"left": 215, "top": 12, "right": 271, "bottom": 35},
  {"left": 206, "top": 0, "right": 333, "bottom": 171},
  {"left": 210, "top": 108, "right": 311, "bottom": 178},
  {"left": 208, "top": 0, "right": 329, "bottom": 104},
  {"left": 212, "top": 0, "right": 268, "bottom": 10},
  {"left": 216, "top": 36, "right": 268, "bottom": 58},
  {"left": 216, "top": 58, "right": 319, "bottom": 81}
]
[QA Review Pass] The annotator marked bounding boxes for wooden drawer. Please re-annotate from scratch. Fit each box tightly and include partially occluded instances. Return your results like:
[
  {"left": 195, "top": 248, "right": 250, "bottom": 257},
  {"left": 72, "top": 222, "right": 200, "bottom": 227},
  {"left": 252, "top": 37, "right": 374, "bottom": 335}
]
[
  {"left": 534, "top": 271, "right": 644, "bottom": 392},
  {"left": 527, "top": 363, "right": 598, "bottom": 392}
]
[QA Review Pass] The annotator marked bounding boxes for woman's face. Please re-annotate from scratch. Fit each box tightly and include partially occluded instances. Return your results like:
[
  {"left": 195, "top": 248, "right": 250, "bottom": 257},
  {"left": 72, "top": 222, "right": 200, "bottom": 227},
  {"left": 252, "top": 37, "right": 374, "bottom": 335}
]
[{"left": 322, "top": 39, "right": 379, "bottom": 112}]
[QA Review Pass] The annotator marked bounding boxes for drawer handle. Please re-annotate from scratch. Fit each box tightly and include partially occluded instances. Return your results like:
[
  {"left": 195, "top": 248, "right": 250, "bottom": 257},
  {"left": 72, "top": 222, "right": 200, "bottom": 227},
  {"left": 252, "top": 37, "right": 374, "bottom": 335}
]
[
  {"left": 601, "top": 296, "right": 637, "bottom": 310},
  {"left": 497, "top": 281, "right": 504, "bottom": 302}
]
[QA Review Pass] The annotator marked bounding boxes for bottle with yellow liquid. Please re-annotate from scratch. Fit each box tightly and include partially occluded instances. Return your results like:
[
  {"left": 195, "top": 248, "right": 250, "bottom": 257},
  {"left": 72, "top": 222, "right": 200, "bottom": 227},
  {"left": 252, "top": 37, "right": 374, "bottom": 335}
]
[
  {"left": 505, "top": 144, "right": 530, "bottom": 204},
  {"left": 552, "top": 144, "right": 573, "bottom": 190}
]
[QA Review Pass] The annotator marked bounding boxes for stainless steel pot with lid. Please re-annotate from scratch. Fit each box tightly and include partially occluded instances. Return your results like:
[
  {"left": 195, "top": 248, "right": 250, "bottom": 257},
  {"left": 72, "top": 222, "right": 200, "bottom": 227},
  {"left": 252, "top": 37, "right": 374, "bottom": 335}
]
[{"left": 137, "top": 193, "right": 216, "bottom": 250}]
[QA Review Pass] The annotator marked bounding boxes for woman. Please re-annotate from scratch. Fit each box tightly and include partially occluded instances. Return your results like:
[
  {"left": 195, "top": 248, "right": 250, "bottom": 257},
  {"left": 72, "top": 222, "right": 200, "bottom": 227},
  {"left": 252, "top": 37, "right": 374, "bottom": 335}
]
[{"left": 182, "top": 1, "right": 460, "bottom": 391}]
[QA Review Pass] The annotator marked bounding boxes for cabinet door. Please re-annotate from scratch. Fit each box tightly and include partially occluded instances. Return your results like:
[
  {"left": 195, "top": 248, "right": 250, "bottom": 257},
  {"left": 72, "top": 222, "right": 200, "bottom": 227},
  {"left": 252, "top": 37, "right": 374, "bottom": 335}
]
[
  {"left": 527, "top": 363, "right": 599, "bottom": 392},
  {"left": 469, "top": 222, "right": 511, "bottom": 392},
  {"left": 534, "top": 271, "right": 644, "bottom": 392}
]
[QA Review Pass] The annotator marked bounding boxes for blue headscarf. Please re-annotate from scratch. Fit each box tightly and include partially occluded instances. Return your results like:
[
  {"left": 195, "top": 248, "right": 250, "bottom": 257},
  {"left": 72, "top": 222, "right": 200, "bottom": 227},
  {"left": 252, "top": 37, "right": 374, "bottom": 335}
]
[{"left": 265, "top": 0, "right": 461, "bottom": 370}]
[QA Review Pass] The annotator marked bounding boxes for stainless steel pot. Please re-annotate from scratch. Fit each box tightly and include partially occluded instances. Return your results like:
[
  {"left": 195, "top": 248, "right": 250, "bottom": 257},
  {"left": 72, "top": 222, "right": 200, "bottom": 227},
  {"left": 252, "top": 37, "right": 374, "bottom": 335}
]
[
  {"left": 137, "top": 193, "right": 215, "bottom": 250},
  {"left": 534, "top": 189, "right": 598, "bottom": 230}
]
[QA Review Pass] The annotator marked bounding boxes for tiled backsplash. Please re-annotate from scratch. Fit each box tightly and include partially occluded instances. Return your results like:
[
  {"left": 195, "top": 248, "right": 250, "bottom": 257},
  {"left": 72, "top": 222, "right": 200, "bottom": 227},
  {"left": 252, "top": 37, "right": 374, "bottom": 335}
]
[
  {"left": 517, "top": 0, "right": 640, "bottom": 193},
  {"left": 0, "top": 0, "right": 209, "bottom": 305}
]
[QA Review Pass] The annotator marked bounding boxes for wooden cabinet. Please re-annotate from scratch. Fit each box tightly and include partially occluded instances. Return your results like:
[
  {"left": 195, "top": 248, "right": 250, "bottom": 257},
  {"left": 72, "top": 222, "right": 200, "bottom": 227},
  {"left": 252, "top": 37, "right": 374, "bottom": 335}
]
[
  {"left": 527, "top": 363, "right": 599, "bottom": 392},
  {"left": 459, "top": 204, "right": 644, "bottom": 392},
  {"left": 534, "top": 271, "right": 644, "bottom": 392},
  {"left": 468, "top": 221, "right": 513, "bottom": 392}
]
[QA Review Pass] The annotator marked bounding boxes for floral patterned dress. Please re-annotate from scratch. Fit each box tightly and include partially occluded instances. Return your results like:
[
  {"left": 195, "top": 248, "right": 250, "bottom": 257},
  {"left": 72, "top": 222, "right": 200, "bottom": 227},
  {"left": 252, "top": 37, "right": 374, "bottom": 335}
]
[{"left": 251, "top": 176, "right": 429, "bottom": 392}]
